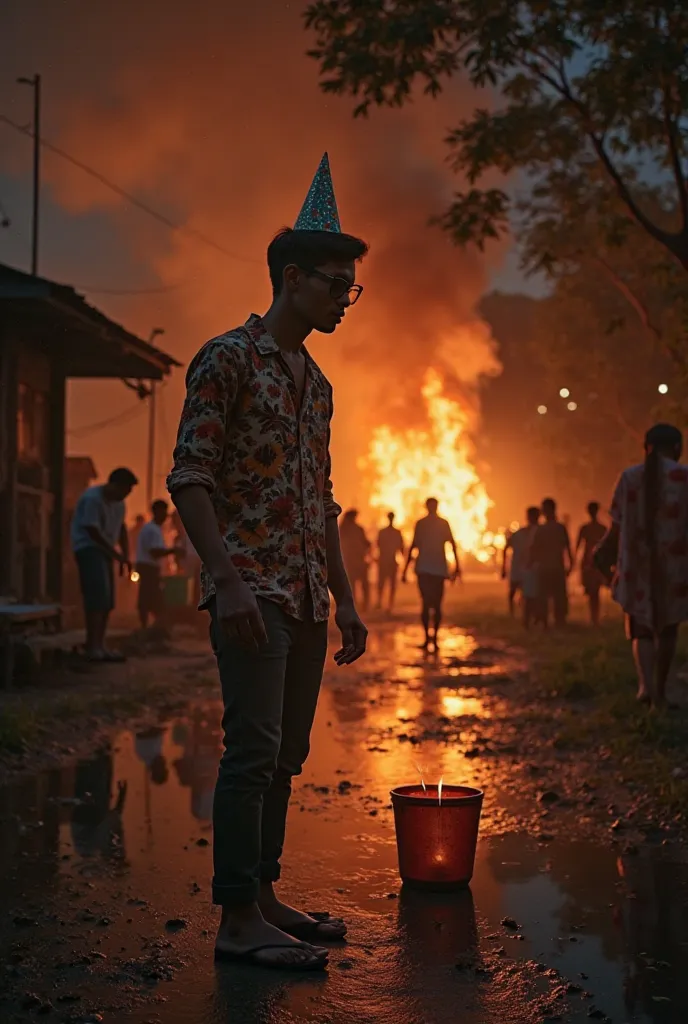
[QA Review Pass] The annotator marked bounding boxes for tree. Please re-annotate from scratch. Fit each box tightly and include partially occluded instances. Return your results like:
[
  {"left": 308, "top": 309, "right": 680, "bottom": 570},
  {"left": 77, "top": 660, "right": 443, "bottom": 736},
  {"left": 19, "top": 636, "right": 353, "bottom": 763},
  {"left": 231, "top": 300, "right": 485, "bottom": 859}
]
[{"left": 305, "top": 0, "right": 688, "bottom": 275}]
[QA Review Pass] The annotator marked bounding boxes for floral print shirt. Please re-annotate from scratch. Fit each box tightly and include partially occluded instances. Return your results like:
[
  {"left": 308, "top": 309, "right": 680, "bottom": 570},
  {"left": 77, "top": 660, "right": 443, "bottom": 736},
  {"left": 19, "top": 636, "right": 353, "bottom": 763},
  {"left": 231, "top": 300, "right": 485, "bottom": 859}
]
[
  {"left": 610, "top": 458, "right": 688, "bottom": 628},
  {"left": 166, "top": 314, "right": 342, "bottom": 621}
]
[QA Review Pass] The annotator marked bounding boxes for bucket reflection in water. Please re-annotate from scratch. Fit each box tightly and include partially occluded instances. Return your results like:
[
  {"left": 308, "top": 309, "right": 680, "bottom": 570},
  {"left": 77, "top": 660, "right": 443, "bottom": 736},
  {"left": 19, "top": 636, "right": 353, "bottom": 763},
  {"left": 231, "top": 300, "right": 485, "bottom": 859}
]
[{"left": 391, "top": 784, "right": 483, "bottom": 889}]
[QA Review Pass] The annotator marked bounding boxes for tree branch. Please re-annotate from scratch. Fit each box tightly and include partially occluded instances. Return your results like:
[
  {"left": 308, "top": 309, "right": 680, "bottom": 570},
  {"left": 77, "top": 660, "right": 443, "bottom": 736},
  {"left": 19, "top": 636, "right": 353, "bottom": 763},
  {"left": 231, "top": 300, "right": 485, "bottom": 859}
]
[
  {"left": 661, "top": 77, "right": 688, "bottom": 232},
  {"left": 591, "top": 254, "right": 687, "bottom": 373}
]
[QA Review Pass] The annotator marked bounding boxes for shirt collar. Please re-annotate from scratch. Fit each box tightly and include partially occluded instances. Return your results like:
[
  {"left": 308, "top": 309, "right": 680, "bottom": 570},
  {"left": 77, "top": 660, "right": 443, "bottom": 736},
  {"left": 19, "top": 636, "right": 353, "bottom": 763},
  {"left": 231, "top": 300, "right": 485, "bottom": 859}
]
[
  {"left": 245, "top": 313, "right": 280, "bottom": 355},
  {"left": 245, "top": 313, "right": 318, "bottom": 368}
]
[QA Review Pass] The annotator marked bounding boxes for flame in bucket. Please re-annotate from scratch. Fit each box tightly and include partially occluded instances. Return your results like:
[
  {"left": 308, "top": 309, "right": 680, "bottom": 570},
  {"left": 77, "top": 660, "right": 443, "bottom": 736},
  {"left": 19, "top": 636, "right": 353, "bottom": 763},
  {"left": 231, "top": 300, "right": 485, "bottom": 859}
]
[
  {"left": 414, "top": 763, "right": 427, "bottom": 793},
  {"left": 438, "top": 777, "right": 444, "bottom": 807}
]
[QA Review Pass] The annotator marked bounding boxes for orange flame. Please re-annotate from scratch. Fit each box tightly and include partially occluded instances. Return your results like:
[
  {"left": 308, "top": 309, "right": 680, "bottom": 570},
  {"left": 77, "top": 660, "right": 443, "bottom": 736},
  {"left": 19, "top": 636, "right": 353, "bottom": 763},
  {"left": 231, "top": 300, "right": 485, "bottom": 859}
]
[
  {"left": 361, "top": 368, "right": 494, "bottom": 558},
  {"left": 438, "top": 776, "right": 444, "bottom": 806}
]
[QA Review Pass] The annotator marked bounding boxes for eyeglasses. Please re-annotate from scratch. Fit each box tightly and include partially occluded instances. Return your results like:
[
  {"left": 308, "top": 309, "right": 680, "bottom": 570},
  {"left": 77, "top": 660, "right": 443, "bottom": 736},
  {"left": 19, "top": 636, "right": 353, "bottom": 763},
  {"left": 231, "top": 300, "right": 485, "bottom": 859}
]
[{"left": 299, "top": 266, "right": 364, "bottom": 305}]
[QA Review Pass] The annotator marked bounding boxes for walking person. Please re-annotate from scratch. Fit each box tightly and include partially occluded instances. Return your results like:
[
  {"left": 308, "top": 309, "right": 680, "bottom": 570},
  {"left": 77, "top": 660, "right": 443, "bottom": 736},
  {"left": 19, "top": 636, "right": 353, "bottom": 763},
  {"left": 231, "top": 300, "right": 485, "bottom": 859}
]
[
  {"left": 167, "top": 154, "right": 368, "bottom": 971},
  {"left": 135, "top": 499, "right": 182, "bottom": 629},
  {"left": 595, "top": 424, "right": 688, "bottom": 707},
  {"left": 339, "top": 509, "right": 372, "bottom": 611},
  {"left": 376, "top": 511, "right": 404, "bottom": 612},
  {"left": 70, "top": 467, "right": 137, "bottom": 661},
  {"left": 529, "top": 497, "right": 573, "bottom": 627},
  {"left": 502, "top": 506, "right": 540, "bottom": 622},
  {"left": 402, "top": 498, "right": 461, "bottom": 651},
  {"left": 576, "top": 501, "right": 606, "bottom": 625}
]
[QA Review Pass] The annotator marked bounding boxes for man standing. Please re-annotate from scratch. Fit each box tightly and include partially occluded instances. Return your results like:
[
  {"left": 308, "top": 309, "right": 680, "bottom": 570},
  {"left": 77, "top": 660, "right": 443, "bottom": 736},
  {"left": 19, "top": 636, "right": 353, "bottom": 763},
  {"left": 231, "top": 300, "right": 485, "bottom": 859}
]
[
  {"left": 502, "top": 506, "right": 540, "bottom": 624},
  {"left": 529, "top": 497, "right": 573, "bottom": 627},
  {"left": 576, "top": 501, "right": 606, "bottom": 625},
  {"left": 135, "top": 499, "right": 181, "bottom": 629},
  {"left": 402, "top": 497, "right": 460, "bottom": 650},
  {"left": 376, "top": 511, "right": 404, "bottom": 612},
  {"left": 167, "top": 153, "right": 368, "bottom": 971},
  {"left": 70, "top": 467, "right": 137, "bottom": 661},
  {"left": 339, "top": 508, "right": 371, "bottom": 611}
]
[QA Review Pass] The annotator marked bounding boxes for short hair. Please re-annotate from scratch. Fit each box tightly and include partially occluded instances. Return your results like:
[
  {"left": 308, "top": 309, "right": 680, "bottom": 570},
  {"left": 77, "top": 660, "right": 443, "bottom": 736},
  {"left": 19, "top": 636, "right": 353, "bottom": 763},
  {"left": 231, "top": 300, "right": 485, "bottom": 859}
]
[
  {"left": 587, "top": 501, "right": 600, "bottom": 516},
  {"left": 541, "top": 497, "right": 556, "bottom": 514},
  {"left": 426, "top": 497, "right": 439, "bottom": 511},
  {"left": 108, "top": 467, "right": 138, "bottom": 488},
  {"left": 267, "top": 228, "right": 368, "bottom": 294},
  {"left": 151, "top": 499, "right": 168, "bottom": 515},
  {"left": 526, "top": 506, "right": 540, "bottom": 523}
]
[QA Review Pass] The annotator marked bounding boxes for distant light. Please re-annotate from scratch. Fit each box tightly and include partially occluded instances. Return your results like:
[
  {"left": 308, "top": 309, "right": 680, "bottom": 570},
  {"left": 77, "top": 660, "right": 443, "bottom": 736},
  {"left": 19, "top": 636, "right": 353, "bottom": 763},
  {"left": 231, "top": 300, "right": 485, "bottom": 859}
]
[
  {"left": 559, "top": 388, "right": 570, "bottom": 398},
  {"left": 658, "top": 383, "right": 668, "bottom": 394},
  {"left": 130, "top": 571, "right": 140, "bottom": 583},
  {"left": 567, "top": 401, "right": 578, "bottom": 411},
  {"left": 537, "top": 404, "right": 548, "bottom": 415}
]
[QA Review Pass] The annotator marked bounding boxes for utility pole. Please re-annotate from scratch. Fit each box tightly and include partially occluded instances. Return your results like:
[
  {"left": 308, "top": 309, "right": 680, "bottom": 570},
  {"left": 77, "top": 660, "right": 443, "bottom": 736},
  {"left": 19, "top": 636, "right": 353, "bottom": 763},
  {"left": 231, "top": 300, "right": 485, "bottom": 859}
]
[
  {"left": 17, "top": 73, "right": 41, "bottom": 276},
  {"left": 146, "top": 328, "right": 165, "bottom": 507}
]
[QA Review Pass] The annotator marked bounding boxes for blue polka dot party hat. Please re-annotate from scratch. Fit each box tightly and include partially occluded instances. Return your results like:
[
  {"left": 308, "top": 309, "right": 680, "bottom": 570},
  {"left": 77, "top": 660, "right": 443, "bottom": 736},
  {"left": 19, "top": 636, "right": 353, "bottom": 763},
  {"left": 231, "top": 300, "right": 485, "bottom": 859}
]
[{"left": 294, "top": 152, "right": 341, "bottom": 233}]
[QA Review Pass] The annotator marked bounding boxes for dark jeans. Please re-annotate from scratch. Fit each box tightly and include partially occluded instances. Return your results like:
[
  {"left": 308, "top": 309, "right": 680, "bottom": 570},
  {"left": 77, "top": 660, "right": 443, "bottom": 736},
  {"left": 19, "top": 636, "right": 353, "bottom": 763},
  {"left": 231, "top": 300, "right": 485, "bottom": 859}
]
[
  {"left": 539, "top": 567, "right": 568, "bottom": 626},
  {"left": 209, "top": 596, "right": 328, "bottom": 906}
]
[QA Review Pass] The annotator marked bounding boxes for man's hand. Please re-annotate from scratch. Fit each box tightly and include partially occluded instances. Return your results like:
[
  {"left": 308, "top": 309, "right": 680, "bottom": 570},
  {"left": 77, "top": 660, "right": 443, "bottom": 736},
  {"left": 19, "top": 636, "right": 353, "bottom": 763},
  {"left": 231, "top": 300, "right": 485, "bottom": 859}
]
[
  {"left": 334, "top": 599, "right": 367, "bottom": 666},
  {"left": 216, "top": 578, "right": 268, "bottom": 650}
]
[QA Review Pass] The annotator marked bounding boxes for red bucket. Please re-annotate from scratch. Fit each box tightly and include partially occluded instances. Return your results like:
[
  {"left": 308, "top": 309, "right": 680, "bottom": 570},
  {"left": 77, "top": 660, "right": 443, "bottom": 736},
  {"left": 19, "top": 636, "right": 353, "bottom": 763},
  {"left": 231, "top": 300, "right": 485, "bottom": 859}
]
[{"left": 391, "top": 784, "right": 483, "bottom": 889}]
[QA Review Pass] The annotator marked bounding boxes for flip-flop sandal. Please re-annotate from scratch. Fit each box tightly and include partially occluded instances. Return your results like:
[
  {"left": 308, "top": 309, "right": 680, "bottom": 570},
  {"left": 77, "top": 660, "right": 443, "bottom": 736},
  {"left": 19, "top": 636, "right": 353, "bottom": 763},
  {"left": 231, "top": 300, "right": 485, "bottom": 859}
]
[
  {"left": 283, "top": 912, "right": 347, "bottom": 942},
  {"left": 214, "top": 942, "right": 328, "bottom": 970}
]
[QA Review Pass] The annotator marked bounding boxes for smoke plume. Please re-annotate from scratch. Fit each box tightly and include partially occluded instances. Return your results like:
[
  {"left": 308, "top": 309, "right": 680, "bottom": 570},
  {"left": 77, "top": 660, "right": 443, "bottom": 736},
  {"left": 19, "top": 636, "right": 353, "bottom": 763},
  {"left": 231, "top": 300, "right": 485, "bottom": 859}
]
[{"left": 1, "top": 0, "right": 502, "bottom": 512}]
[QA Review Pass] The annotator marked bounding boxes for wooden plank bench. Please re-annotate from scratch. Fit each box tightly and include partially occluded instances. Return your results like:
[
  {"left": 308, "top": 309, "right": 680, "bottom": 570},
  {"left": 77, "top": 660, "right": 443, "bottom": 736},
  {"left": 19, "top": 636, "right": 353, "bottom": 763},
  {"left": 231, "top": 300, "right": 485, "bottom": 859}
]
[{"left": 0, "top": 604, "right": 61, "bottom": 689}]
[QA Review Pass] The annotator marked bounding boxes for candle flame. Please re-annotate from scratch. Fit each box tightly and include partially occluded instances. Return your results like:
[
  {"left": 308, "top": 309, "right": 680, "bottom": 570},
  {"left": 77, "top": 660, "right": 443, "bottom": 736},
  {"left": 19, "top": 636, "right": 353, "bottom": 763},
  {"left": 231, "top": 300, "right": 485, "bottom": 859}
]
[
  {"left": 438, "top": 776, "right": 444, "bottom": 806},
  {"left": 414, "top": 763, "right": 427, "bottom": 792}
]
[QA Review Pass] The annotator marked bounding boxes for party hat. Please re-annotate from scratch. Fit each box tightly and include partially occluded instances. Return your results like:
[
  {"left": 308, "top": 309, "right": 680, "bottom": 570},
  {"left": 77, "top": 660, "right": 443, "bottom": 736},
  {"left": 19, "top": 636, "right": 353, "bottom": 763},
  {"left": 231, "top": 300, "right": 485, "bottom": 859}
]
[{"left": 294, "top": 152, "right": 341, "bottom": 232}]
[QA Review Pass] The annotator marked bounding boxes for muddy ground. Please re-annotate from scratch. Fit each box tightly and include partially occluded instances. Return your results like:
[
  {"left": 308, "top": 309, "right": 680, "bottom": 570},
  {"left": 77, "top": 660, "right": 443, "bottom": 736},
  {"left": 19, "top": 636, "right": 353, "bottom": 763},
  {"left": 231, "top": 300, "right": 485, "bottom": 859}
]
[{"left": 1, "top": 580, "right": 688, "bottom": 1023}]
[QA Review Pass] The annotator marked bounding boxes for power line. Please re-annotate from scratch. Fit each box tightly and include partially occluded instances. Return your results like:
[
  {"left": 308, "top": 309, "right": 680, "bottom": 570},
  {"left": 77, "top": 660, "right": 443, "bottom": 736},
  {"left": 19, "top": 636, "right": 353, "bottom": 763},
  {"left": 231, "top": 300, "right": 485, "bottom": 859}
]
[
  {"left": 67, "top": 400, "right": 145, "bottom": 437},
  {"left": 0, "top": 112, "right": 262, "bottom": 266}
]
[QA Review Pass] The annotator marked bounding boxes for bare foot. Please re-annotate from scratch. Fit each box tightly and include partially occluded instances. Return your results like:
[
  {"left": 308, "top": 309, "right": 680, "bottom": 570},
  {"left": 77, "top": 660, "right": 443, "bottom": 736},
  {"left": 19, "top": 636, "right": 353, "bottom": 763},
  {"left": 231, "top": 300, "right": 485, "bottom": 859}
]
[
  {"left": 636, "top": 688, "right": 652, "bottom": 705},
  {"left": 259, "top": 893, "right": 347, "bottom": 941},
  {"left": 216, "top": 908, "right": 328, "bottom": 967}
]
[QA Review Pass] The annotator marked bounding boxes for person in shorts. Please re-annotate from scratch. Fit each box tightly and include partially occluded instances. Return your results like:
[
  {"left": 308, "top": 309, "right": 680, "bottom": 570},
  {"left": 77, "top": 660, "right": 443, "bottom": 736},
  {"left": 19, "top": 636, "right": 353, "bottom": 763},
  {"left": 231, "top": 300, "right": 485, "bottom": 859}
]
[
  {"left": 502, "top": 506, "right": 540, "bottom": 619},
  {"left": 596, "top": 423, "right": 688, "bottom": 707},
  {"left": 575, "top": 501, "right": 606, "bottom": 625},
  {"left": 70, "top": 467, "right": 137, "bottom": 661},
  {"left": 529, "top": 497, "right": 573, "bottom": 627},
  {"left": 402, "top": 498, "right": 460, "bottom": 650},
  {"left": 135, "top": 499, "right": 181, "bottom": 628}
]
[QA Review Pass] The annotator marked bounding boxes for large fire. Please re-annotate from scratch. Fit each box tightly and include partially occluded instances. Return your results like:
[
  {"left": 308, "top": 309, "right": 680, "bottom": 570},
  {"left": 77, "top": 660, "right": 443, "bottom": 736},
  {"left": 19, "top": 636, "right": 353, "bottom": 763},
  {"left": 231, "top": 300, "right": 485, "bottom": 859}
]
[{"left": 361, "top": 368, "right": 500, "bottom": 562}]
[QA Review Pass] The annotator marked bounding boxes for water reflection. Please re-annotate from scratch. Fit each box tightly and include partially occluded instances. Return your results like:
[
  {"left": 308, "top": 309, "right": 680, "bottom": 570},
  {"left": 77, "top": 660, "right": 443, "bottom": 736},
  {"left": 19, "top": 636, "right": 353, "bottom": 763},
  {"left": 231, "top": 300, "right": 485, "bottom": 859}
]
[{"left": 1, "top": 619, "right": 687, "bottom": 1022}]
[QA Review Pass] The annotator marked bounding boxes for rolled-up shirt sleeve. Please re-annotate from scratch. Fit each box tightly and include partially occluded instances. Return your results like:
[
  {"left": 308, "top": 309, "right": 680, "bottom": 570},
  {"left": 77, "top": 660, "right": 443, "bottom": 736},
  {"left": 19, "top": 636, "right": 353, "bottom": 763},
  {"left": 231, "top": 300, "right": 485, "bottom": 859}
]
[
  {"left": 323, "top": 395, "right": 342, "bottom": 520},
  {"left": 166, "top": 338, "right": 239, "bottom": 497}
]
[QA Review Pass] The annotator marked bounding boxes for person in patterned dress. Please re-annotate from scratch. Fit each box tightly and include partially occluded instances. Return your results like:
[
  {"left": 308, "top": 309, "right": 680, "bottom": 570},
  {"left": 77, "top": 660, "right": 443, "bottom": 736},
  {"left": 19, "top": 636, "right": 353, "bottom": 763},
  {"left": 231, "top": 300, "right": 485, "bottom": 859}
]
[
  {"left": 598, "top": 423, "right": 688, "bottom": 707},
  {"left": 167, "top": 155, "right": 369, "bottom": 971}
]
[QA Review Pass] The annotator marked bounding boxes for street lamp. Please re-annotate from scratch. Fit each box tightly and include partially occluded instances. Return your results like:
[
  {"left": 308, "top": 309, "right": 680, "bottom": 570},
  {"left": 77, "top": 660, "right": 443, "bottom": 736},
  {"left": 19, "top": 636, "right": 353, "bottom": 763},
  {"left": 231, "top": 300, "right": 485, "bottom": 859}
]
[
  {"left": 537, "top": 405, "right": 548, "bottom": 415},
  {"left": 567, "top": 401, "right": 578, "bottom": 411},
  {"left": 559, "top": 387, "right": 570, "bottom": 398},
  {"left": 658, "top": 383, "right": 668, "bottom": 395},
  {"left": 17, "top": 73, "right": 41, "bottom": 276}
]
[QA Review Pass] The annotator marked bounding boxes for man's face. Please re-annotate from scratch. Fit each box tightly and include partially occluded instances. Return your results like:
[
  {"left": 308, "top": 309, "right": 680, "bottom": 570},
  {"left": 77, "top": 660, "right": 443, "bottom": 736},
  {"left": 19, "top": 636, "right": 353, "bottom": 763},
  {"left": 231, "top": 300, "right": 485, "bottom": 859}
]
[
  {"left": 291, "top": 260, "right": 357, "bottom": 335},
  {"left": 153, "top": 506, "right": 168, "bottom": 525}
]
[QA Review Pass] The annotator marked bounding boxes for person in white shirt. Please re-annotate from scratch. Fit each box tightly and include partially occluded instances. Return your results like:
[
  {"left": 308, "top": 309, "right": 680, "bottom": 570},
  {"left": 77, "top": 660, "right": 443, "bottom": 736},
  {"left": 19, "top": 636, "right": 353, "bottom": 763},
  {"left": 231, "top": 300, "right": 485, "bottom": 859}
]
[
  {"left": 402, "top": 498, "right": 461, "bottom": 650},
  {"left": 71, "top": 467, "right": 137, "bottom": 662},
  {"left": 135, "top": 499, "right": 181, "bottom": 628}
]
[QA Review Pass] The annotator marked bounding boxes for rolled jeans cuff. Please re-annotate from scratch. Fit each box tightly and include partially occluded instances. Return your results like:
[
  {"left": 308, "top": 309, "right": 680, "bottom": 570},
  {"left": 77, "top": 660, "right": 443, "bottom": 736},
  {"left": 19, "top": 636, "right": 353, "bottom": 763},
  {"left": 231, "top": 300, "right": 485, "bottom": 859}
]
[{"left": 212, "top": 879, "right": 259, "bottom": 907}]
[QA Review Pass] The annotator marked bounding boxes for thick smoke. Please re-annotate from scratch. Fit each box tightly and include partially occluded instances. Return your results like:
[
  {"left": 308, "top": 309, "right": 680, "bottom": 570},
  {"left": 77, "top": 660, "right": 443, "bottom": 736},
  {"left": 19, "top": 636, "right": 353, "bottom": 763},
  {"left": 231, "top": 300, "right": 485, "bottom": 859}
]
[{"left": 1, "top": 0, "right": 502, "bottom": 511}]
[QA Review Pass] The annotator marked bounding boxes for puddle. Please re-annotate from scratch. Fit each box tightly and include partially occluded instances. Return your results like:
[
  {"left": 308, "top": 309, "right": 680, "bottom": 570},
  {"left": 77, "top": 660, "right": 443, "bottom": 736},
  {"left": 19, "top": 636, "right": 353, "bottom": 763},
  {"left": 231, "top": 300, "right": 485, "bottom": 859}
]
[{"left": 1, "top": 623, "right": 687, "bottom": 1022}]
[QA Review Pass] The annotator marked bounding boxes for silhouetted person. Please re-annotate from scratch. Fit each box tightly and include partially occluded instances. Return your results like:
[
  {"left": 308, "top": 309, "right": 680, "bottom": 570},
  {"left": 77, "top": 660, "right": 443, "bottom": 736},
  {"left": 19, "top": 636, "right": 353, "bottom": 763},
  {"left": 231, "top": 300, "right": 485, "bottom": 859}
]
[
  {"left": 70, "top": 467, "right": 137, "bottom": 661},
  {"left": 339, "top": 509, "right": 371, "bottom": 611},
  {"left": 502, "top": 506, "right": 540, "bottom": 627},
  {"left": 576, "top": 501, "right": 606, "bottom": 625},
  {"left": 596, "top": 423, "right": 688, "bottom": 707},
  {"left": 135, "top": 499, "right": 182, "bottom": 629},
  {"left": 529, "top": 497, "right": 573, "bottom": 627},
  {"left": 402, "top": 498, "right": 460, "bottom": 650},
  {"left": 376, "top": 512, "right": 404, "bottom": 612}
]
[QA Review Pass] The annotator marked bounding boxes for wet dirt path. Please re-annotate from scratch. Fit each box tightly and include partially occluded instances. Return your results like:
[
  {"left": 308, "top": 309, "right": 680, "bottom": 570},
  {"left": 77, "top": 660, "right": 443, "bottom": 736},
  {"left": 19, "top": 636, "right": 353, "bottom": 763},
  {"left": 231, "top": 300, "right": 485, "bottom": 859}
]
[{"left": 1, "top": 619, "right": 687, "bottom": 1023}]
